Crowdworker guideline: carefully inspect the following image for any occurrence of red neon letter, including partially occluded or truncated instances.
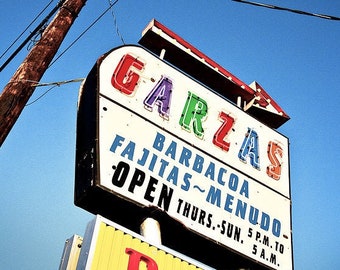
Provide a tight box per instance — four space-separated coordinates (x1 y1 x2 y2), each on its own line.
266 141 283 180
125 248 158 270
213 111 235 151
111 54 145 95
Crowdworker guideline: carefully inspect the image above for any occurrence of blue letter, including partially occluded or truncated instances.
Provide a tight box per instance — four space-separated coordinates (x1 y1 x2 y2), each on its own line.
206 186 221 207
110 134 125 153
238 128 260 169
153 132 165 151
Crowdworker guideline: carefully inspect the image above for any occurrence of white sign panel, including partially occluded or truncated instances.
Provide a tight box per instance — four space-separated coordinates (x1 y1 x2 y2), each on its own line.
98 97 292 269
96 46 292 269
99 46 290 198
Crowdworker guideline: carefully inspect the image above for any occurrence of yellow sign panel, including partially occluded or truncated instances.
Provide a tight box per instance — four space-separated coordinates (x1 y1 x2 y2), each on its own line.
77 215 214 270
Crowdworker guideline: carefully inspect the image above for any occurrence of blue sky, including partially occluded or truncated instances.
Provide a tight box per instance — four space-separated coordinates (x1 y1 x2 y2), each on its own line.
1 0 339 269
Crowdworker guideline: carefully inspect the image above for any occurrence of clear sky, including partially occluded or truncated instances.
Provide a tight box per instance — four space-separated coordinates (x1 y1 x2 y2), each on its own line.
1 0 339 269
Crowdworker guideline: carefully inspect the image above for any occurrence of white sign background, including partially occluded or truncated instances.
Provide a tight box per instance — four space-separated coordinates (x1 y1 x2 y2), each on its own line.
98 96 292 270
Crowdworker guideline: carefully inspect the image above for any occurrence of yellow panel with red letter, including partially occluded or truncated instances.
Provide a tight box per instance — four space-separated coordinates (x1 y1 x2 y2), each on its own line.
76 215 215 270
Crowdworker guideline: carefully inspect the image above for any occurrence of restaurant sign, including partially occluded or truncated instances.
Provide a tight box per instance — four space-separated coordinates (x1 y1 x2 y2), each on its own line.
75 45 292 270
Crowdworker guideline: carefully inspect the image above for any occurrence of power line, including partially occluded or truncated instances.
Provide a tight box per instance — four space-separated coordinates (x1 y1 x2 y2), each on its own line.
0 0 88 147
2 0 120 108
108 0 125 45
4 78 85 107
0 0 67 73
1 0 122 71
49 0 120 68
19 77 85 87
232 0 340 21
24 78 85 106
0 0 55 61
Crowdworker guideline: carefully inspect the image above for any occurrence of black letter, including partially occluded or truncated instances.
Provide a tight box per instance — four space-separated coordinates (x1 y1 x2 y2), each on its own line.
158 184 173 211
144 176 158 202
221 220 226 234
112 161 130 187
177 199 183 213
128 168 145 193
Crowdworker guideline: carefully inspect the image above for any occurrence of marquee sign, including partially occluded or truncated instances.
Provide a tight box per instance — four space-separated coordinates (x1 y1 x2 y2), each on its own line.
75 45 293 270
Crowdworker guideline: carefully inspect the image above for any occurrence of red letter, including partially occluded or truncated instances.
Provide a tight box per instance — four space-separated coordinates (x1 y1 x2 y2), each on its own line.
111 54 145 95
266 141 283 180
213 111 235 151
125 248 158 270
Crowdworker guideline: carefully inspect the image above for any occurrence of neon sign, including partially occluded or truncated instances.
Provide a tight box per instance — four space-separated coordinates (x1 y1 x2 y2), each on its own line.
76 45 292 270
104 49 290 195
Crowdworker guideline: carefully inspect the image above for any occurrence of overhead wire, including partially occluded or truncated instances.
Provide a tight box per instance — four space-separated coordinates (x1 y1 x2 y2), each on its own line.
29 0 122 106
108 0 125 45
49 0 121 68
27 23 49 51
0 0 54 61
25 85 59 106
23 78 85 106
0 0 67 73
3 0 122 106
23 78 85 87
1 0 123 72
232 0 340 21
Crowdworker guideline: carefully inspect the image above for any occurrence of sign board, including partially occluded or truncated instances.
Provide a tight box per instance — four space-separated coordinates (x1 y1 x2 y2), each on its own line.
77 215 215 270
75 45 293 270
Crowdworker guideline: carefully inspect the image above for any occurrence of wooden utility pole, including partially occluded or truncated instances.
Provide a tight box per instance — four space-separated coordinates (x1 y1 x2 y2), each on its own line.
0 0 87 147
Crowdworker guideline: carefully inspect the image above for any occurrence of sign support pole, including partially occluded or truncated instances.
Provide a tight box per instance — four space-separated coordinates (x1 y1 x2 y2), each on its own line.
0 0 87 147
140 218 162 245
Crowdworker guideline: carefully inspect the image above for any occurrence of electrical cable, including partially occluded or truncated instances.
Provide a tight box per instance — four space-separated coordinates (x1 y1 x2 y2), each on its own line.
49 0 120 68
0 0 54 61
23 78 85 87
24 78 85 106
26 23 48 51
25 85 59 106
108 0 125 45
4 1 120 107
0 0 67 73
232 0 340 21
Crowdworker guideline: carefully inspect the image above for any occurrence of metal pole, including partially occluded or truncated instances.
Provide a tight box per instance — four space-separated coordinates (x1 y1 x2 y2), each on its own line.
140 218 162 245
